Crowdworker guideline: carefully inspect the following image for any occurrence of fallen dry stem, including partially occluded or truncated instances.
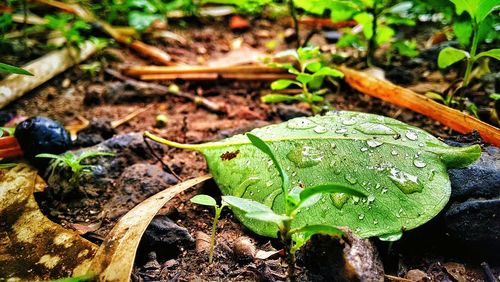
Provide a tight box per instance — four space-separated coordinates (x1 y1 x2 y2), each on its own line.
105 69 223 113
140 73 295 81
339 66 500 146
126 65 287 76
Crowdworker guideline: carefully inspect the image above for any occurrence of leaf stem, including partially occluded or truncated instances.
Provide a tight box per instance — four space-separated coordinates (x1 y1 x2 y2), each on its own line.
209 207 221 264
144 131 202 151
463 22 479 88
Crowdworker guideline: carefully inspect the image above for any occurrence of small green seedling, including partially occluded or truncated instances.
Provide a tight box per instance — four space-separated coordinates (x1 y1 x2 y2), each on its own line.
263 47 343 114
36 151 114 185
222 133 366 281
190 194 227 264
438 0 499 88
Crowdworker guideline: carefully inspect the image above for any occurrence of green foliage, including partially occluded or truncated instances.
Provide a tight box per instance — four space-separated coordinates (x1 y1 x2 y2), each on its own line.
438 0 499 87
190 194 226 263
145 111 481 242
45 13 91 47
263 47 343 114
0 62 33 75
295 0 418 64
36 151 114 185
201 0 272 14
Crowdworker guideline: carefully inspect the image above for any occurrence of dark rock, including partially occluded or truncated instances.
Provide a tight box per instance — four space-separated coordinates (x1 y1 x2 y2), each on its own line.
302 230 384 281
276 105 309 121
448 146 499 199
74 118 117 147
139 215 195 262
386 67 415 85
0 110 15 126
323 31 342 43
445 199 500 243
420 41 460 69
103 163 178 222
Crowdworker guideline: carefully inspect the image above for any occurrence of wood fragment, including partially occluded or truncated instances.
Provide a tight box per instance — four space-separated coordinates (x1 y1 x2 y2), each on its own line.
105 69 223 113
110 105 153 128
126 65 286 76
140 73 295 81
339 66 500 146
0 41 98 109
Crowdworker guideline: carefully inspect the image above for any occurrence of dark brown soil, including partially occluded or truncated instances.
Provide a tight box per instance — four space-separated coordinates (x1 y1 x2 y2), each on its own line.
4 16 498 281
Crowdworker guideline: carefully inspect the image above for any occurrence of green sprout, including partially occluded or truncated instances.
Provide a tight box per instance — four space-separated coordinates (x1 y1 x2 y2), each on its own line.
36 151 115 185
437 0 499 89
190 194 227 264
222 133 366 281
263 47 343 115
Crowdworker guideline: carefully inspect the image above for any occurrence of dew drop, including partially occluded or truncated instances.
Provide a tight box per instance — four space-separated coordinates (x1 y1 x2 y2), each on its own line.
355 122 396 135
367 194 375 204
381 188 388 194
413 159 427 168
287 145 323 168
331 193 349 210
373 220 378 225
345 174 358 185
266 180 273 187
342 117 358 126
287 118 316 129
313 125 328 134
405 130 418 141
360 147 368 152
335 128 348 134
388 168 423 194
358 213 365 220
367 139 383 148
391 150 398 156
330 143 337 149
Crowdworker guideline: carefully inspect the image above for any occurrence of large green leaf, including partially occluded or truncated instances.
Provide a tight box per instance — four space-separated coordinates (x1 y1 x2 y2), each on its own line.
449 0 499 23
147 111 481 239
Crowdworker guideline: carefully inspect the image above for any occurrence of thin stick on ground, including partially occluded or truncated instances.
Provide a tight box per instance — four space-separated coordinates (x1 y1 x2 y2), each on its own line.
105 69 224 113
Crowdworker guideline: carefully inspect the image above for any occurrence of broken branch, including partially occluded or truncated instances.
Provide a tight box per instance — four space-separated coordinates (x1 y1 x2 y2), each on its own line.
0 40 98 109
339 66 500 146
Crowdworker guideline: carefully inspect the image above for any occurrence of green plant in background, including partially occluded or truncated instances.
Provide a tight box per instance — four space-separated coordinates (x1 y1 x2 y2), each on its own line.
201 0 272 14
80 61 102 78
45 13 91 48
437 0 499 88
263 47 343 114
0 62 33 75
190 194 227 264
222 133 366 280
36 151 114 185
295 0 418 66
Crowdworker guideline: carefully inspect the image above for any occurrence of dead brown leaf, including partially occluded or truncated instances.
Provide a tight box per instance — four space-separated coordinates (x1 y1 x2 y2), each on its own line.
0 164 97 280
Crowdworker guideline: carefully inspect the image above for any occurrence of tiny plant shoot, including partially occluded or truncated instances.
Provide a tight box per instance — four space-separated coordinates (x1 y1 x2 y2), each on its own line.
438 0 499 88
190 194 227 264
264 47 343 114
36 151 115 185
222 133 366 281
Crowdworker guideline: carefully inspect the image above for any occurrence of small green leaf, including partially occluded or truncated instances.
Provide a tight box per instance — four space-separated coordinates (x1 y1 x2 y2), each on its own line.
190 194 217 207
489 93 500 101
291 224 343 237
274 49 299 60
296 73 314 85
313 67 344 78
222 195 274 213
0 163 17 169
354 12 374 40
271 79 300 90
376 25 395 45
305 61 322 72
245 211 290 226
128 11 163 31
261 94 302 103
474 49 500 61
35 153 64 160
438 47 470 68
0 63 33 76
425 92 446 103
